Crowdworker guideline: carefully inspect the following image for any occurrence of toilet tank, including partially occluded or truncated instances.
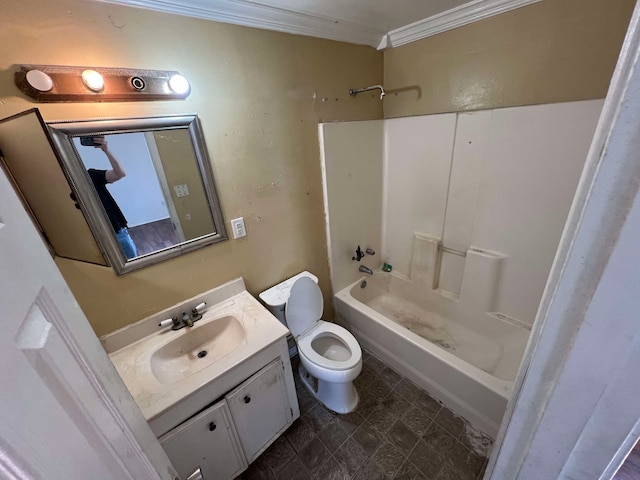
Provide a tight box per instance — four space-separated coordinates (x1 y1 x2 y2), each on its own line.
258 271 318 326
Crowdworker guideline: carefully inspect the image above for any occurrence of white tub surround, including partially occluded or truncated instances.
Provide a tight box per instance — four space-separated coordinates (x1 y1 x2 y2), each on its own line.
320 100 603 325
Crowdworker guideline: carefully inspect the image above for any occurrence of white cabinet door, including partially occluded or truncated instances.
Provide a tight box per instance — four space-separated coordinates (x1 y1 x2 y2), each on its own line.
160 400 246 480
227 359 293 462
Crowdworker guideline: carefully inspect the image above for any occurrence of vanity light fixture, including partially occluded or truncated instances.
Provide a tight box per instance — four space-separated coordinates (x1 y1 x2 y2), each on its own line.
15 64 191 102
81 69 104 92
168 74 190 95
25 69 53 92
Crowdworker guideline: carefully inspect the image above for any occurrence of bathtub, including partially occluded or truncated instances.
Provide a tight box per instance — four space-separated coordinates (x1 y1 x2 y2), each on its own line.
334 272 530 437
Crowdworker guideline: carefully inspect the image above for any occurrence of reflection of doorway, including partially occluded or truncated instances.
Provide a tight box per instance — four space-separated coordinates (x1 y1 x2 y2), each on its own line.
144 131 186 244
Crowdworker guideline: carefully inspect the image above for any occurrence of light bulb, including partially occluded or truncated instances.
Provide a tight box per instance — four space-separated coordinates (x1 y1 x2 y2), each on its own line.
168 74 190 95
82 69 104 92
25 69 54 92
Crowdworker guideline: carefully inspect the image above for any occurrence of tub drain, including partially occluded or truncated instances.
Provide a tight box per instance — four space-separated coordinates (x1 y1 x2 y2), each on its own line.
197 350 208 358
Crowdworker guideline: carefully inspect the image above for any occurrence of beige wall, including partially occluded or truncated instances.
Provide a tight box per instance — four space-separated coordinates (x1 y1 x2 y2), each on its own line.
0 0 383 336
384 0 635 118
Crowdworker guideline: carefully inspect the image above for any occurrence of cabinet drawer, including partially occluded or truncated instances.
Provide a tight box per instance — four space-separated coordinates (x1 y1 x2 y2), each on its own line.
227 359 293 462
160 400 246 480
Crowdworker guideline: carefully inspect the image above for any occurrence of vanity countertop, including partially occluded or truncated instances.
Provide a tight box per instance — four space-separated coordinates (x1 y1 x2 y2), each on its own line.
102 278 289 423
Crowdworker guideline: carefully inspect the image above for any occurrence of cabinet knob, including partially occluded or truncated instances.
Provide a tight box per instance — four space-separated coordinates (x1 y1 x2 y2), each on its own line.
208 422 216 431
244 396 251 404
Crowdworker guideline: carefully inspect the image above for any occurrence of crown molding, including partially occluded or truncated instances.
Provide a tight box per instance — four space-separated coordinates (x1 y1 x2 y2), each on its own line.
94 0 385 47
384 0 543 49
94 0 542 50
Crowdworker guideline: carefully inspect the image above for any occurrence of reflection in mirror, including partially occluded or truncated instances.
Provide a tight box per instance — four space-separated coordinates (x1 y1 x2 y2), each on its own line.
48 115 226 275
73 131 215 258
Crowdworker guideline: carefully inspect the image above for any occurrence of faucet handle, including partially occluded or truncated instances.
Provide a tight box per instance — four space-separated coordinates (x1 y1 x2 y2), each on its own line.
190 302 207 323
159 318 174 328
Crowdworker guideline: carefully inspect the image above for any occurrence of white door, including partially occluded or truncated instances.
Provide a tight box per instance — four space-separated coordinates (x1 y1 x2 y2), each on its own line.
0 164 177 479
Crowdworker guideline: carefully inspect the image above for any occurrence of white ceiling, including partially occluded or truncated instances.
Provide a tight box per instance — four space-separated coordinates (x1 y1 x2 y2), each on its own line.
94 0 541 49
246 0 471 32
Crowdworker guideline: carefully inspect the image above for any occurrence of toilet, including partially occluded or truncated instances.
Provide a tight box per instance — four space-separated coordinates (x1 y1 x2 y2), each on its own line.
259 272 362 413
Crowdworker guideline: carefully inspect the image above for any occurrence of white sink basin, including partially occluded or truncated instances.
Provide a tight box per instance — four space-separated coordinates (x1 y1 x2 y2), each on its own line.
102 278 290 424
150 315 245 384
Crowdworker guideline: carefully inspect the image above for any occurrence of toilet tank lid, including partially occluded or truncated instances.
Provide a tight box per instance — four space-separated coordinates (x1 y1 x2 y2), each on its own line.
258 271 318 307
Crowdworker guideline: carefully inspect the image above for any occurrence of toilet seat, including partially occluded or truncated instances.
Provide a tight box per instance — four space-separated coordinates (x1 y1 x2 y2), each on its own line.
298 321 361 371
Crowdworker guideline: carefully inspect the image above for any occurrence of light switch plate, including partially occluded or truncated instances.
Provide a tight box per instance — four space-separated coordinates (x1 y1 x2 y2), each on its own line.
174 184 189 198
231 217 246 239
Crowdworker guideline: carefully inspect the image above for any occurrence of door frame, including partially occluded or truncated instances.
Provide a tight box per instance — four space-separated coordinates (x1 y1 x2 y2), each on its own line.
144 131 186 243
487 2 640 479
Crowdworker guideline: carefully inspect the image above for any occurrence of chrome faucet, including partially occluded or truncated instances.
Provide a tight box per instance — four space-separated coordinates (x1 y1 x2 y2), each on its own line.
359 265 373 275
182 311 195 328
159 302 207 330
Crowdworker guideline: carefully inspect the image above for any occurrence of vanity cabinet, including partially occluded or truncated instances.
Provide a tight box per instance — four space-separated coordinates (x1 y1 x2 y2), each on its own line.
159 359 295 480
160 400 246 480
103 280 300 480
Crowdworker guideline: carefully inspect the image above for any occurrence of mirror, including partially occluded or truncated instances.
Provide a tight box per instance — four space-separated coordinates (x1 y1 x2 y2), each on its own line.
48 115 226 274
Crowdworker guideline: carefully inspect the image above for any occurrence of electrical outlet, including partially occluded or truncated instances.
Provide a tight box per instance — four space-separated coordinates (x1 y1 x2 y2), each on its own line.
174 184 189 198
231 217 247 239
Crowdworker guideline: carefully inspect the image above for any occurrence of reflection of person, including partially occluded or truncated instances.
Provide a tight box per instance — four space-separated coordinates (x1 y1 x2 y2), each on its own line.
86 136 138 259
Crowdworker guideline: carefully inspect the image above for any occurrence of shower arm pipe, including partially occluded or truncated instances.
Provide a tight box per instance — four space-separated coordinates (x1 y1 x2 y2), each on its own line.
349 84 386 99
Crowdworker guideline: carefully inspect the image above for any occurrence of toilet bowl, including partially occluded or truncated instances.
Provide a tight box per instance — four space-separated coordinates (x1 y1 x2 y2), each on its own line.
286 276 362 413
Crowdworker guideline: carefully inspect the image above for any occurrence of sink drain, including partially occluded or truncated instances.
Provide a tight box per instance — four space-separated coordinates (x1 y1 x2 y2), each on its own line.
197 350 208 358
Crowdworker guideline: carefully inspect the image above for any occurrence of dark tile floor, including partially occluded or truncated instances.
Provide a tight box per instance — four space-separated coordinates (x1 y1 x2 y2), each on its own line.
238 350 493 480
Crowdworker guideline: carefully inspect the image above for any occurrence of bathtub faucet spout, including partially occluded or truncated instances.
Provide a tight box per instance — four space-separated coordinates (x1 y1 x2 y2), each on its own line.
359 265 373 275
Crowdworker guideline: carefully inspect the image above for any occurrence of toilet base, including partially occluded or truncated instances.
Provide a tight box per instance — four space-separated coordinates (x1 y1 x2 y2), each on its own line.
298 363 359 414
